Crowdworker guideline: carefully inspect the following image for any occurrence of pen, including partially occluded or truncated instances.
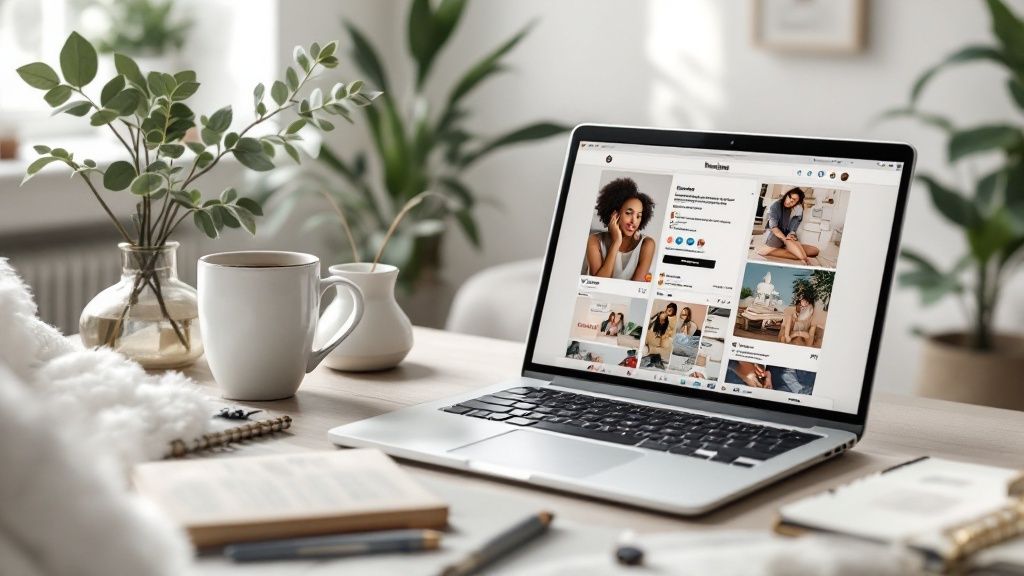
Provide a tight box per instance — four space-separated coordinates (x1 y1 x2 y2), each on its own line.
439 511 554 576
224 529 442 562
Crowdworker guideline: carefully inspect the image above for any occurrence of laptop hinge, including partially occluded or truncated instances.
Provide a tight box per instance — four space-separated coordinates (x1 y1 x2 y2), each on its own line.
540 374 864 438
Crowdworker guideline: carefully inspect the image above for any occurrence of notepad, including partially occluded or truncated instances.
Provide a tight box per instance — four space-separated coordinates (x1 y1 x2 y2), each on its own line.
133 449 448 547
776 457 1024 572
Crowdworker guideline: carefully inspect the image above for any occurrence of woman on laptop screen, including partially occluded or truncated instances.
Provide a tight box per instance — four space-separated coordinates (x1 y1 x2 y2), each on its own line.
756 187 820 265
585 177 656 281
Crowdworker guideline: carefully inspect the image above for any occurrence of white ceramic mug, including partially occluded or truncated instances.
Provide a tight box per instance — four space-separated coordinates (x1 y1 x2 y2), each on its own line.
198 251 363 400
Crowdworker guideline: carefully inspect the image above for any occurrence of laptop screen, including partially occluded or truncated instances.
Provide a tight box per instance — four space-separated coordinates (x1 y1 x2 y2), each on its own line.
527 131 909 418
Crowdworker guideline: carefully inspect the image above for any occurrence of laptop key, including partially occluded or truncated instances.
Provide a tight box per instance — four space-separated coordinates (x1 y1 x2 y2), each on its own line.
463 400 512 413
489 413 512 421
505 417 537 426
710 450 740 464
637 439 672 452
533 421 642 446
480 395 516 407
466 410 492 418
443 405 471 415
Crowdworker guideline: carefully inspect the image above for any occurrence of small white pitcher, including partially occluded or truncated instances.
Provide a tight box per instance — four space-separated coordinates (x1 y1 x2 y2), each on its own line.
316 263 413 371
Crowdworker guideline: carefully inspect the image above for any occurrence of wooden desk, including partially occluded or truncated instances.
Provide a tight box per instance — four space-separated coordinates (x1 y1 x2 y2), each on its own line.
184 326 1024 534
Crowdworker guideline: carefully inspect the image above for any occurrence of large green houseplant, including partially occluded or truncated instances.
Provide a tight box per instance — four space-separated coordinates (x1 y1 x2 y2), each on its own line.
17 31 376 368
262 0 569 290
883 0 1024 408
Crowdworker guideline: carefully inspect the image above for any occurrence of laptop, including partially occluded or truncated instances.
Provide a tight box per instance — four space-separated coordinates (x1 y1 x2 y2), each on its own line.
329 124 915 514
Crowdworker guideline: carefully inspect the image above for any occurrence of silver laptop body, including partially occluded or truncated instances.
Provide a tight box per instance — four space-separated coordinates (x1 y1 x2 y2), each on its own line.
329 124 915 514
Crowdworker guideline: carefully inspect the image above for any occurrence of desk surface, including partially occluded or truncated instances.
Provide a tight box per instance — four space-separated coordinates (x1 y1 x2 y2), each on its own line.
184 326 1024 534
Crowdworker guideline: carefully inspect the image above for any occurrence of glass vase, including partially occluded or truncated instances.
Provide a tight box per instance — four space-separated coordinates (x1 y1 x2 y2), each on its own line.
80 242 202 369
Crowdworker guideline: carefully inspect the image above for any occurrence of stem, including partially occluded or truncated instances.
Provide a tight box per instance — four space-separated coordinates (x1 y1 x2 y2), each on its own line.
371 191 447 271
319 190 360 262
79 172 133 243
974 260 991 350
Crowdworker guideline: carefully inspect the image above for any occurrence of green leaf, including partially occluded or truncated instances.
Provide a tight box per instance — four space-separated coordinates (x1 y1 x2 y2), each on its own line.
16 62 60 90
220 188 238 203
22 156 61 184
344 21 389 92
253 83 265 108
910 45 1006 105
103 161 137 191
114 53 146 92
213 205 240 229
100 75 125 106
51 100 91 117
232 138 274 171
874 107 954 133
159 144 185 159
460 122 568 167
949 125 1024 162
174 71 196 83
50 148 70 160
261 140 275 157
271 80 288 106
89 108 120 126
147 71 169 97
107 90 142 116
448 23 531 107
987 0 1024 68
294 46 311 72
286 119 306 134
235 197 264 216
408 0 467 89
171 81 200 101
33 145 51 154
917 174 979 229
976 168 1005 211
232 205 257 235
455 209 480 248
320 41 337 59
44 85 73 107
186 141 205 154
319 56 339 68
130 172 164 196
194 210 218 238
59 32 98 88
283 142 301 164
207 105 233 132
200 128 219 146
1004 162 1024 226
968 208 1017 262
285 66 299 91
225 132 239 149
196 151 214 168
1009 78 1024 110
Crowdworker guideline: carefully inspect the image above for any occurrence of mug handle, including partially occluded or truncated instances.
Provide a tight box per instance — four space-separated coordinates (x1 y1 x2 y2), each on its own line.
307 276 364 372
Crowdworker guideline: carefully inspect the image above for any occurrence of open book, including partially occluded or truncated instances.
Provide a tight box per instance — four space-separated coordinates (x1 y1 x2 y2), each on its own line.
776 457 1024 573
134 449 448 547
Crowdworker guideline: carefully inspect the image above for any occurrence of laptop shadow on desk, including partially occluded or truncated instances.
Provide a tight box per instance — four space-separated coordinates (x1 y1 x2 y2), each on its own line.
395 450 887 527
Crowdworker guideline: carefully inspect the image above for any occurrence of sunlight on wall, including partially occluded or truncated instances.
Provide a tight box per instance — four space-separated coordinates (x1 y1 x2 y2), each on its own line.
647 0 723 130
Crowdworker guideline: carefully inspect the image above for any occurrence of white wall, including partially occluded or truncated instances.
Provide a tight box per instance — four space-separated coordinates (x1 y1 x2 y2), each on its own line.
424 0 1024 393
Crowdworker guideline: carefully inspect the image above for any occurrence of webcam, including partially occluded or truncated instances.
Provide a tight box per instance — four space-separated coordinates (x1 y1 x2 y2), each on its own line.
729 139 735 146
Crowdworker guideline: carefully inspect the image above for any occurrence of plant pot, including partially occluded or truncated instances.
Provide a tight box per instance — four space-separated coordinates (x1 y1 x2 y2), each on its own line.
316 263 413 372
916 332 1024 410
80 242 202 369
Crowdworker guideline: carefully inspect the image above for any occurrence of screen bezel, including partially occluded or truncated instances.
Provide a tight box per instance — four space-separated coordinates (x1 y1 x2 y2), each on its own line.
521 124 915 427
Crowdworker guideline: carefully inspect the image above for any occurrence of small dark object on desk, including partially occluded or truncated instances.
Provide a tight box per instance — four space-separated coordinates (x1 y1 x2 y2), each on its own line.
615 530 644 566
216 407 263 420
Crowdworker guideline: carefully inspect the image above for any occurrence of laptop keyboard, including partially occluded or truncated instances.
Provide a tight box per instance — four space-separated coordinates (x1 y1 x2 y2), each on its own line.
441 387 822 467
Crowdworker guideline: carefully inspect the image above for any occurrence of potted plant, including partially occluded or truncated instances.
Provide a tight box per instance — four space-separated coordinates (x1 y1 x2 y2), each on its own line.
88 0 193 58
258 0 568 320
882 0 1024 409
17 31 377 368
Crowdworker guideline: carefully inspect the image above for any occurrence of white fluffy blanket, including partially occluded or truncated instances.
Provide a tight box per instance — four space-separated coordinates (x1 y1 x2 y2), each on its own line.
0 258 211 576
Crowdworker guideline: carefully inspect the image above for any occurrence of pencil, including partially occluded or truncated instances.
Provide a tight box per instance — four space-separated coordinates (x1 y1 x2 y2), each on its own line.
439 511 554 576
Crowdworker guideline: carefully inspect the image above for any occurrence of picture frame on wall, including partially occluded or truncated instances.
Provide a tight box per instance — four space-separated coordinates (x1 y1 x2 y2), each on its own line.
753 0 868 54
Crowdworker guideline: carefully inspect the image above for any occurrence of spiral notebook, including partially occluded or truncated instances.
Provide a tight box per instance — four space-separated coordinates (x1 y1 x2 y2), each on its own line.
776 457 1024 573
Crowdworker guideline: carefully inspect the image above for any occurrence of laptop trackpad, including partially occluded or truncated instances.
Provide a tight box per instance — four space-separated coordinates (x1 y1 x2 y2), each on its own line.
449 430 643 478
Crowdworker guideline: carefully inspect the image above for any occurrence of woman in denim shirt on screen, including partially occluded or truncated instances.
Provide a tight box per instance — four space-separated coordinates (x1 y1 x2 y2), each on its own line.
755 187 820 265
